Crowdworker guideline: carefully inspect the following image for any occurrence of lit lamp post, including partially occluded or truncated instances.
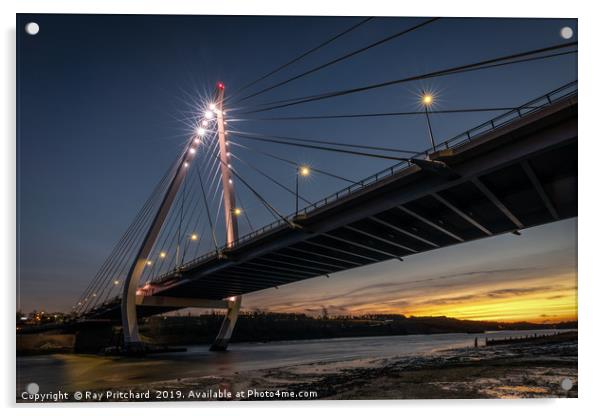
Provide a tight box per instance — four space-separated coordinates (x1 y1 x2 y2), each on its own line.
296 165 310 215
421 92 436 152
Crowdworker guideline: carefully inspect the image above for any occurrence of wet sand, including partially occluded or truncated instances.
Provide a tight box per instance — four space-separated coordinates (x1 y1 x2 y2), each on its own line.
47 337 575 401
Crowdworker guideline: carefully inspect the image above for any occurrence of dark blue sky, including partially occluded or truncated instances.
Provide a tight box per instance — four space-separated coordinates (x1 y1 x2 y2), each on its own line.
17 14 577 312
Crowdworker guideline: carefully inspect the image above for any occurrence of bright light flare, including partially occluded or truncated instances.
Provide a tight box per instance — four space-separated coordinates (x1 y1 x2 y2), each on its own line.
233 207 242 216
190 233 198 241
196 127 206 136
204 110 214 120
209 103 216 111
299 165 311 177
421 94 434 106
201 120 209 127
159 251 167 259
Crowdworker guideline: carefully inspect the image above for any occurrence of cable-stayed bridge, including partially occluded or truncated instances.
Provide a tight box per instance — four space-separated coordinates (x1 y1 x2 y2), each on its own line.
65 17 577 353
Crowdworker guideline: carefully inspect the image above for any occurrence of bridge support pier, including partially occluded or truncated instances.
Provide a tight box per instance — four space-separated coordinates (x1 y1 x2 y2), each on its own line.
210 295 241 351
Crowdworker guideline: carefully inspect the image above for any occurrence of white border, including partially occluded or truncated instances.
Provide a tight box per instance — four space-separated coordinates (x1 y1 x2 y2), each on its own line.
2 1 601 414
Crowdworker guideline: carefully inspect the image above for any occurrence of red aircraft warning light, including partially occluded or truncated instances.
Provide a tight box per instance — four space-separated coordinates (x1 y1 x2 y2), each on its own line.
217 82 225 89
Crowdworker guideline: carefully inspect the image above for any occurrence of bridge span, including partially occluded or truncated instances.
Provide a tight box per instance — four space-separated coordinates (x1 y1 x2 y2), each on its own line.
88 89 577 326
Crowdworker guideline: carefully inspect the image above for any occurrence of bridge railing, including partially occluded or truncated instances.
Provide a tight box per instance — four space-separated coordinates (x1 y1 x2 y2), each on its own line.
156 81 578 282
429 80 577 153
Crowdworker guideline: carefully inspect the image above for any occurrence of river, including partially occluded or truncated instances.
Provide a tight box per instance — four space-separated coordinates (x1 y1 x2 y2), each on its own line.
17 329 568 395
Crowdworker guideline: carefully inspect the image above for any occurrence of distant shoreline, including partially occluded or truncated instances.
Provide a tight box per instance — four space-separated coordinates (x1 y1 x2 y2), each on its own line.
17 327 576 357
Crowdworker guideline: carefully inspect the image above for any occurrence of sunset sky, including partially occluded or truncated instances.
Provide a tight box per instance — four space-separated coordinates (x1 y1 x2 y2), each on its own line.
243 218 577 323
17 15 577 323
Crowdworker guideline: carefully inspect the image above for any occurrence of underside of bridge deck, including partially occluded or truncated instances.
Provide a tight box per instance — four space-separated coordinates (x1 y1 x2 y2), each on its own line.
144 96 577 302
88 95 577 321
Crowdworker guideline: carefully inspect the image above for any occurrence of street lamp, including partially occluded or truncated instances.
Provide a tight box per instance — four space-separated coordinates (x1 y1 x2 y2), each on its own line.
421 92 436 152
296 165 310 215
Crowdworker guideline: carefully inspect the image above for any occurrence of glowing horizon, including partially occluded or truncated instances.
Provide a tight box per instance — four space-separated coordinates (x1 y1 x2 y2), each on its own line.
243 219 578 325
243 275 577 324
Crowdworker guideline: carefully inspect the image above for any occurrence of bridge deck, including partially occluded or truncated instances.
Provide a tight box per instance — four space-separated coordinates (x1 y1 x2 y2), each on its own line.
89 92 577 319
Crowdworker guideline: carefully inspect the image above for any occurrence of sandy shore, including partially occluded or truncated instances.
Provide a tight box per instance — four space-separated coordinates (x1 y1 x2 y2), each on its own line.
67 337 576 401
17 333 578 401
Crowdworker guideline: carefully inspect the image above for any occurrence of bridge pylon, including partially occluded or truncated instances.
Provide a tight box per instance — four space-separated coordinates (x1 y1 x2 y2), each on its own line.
119 82 241 353
120 138 194 352
210 82 242 351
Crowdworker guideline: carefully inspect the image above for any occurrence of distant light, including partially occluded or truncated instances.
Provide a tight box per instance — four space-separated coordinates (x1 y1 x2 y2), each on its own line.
233 207 242 216
205 110 214 120
217 82 225 89
92 293 96 297
422 94 433 106
201 120 209 127
228 178 233 184
299 165 311 177
183 162 189 168
146 260 153 266
193 137 201 144
113 280 120 285
189 148 196 155
209 103 216 111
228 296 236 301
226 152 231 156
197 127 206 136
190 233 198 241
227 163 232 168
225 141 229 146
159 251 167 259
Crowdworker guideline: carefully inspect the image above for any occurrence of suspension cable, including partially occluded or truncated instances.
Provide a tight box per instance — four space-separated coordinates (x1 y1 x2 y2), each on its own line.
233 106 542 121
230 141 357 184
77 154 180 313
196 160 220 255
235 17 440 103
229 130 418 154
228 17 374 100
230 153 313 205
230 132 410 161
238 43 577 114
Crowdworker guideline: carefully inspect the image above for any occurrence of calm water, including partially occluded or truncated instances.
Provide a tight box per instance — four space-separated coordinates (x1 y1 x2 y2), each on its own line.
17 329 567 394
